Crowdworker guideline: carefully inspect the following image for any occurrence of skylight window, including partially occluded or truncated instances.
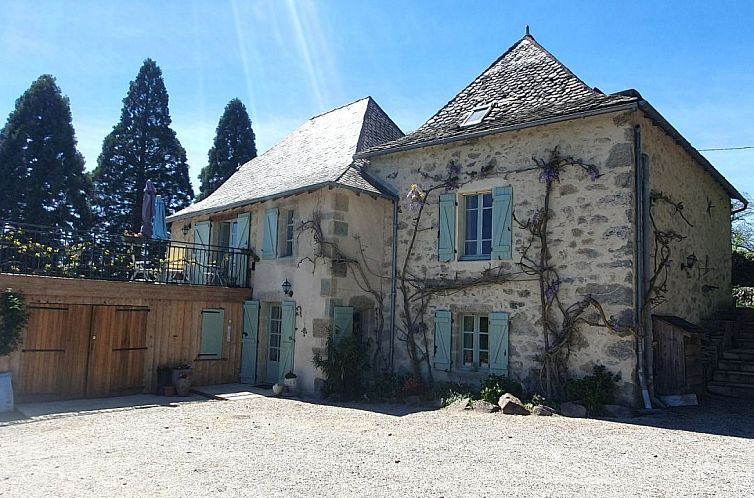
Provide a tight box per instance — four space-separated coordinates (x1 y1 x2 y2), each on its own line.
460 105 491 127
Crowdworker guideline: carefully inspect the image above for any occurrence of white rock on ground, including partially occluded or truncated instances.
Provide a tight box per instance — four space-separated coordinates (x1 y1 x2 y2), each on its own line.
1 395 753 497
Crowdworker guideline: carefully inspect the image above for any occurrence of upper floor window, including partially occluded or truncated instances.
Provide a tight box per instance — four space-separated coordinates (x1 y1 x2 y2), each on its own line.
283 210 295 257
438 186 512 263
463 192 493 259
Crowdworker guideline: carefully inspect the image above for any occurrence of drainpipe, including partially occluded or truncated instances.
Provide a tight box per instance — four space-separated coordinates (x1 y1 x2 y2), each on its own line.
389 198 398 372
634 124 653 410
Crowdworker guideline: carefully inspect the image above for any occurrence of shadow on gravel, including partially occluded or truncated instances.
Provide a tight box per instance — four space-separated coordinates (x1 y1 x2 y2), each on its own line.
3 393 211 426
611 396 754 440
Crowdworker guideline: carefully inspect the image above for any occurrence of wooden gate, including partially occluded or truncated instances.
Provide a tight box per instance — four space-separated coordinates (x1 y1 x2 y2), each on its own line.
17 305 148 400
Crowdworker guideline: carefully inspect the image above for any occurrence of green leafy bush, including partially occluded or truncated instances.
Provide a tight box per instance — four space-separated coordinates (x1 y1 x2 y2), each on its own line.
479 374 523 403
312 331 370 400
0 289 29 356
566 364 621 416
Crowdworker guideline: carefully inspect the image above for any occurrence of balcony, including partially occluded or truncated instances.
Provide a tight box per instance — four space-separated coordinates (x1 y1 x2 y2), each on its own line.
0 221 253 288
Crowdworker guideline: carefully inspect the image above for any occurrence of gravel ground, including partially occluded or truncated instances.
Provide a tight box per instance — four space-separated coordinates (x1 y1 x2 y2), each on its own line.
1 394 753 497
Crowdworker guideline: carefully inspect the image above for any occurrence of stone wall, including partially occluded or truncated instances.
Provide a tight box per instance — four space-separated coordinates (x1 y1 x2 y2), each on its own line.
366 112 640 402
639 114 734 323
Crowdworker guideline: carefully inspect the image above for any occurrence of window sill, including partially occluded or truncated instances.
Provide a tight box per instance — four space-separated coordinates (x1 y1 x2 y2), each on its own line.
195 357 228 362
459 255 491 262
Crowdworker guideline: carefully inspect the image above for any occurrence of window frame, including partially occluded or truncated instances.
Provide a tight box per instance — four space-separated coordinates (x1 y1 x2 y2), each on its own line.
460 105 491 127
460 314 490 371
268 304 283 363
460 191 493 261
282 209 295 257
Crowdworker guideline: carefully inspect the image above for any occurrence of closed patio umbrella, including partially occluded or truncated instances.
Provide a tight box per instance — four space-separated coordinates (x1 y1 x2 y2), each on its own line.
152 195 169 240
140 180 156 238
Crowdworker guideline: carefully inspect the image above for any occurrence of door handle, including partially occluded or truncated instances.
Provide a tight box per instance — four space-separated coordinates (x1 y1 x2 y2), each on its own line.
242 332 248 337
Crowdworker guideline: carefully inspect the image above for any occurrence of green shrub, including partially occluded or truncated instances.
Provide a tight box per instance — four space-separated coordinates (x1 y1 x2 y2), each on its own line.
479 374 523 403
0 289 29 356
312 331 370 400
566 364 621 416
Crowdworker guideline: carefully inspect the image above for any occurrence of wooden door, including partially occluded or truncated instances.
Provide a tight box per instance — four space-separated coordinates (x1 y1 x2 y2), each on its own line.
17 305 91 400
86 306 149 397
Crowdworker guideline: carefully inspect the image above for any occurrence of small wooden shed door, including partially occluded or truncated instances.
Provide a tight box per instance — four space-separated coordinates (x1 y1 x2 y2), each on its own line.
18 304 91 399
86 307 149 397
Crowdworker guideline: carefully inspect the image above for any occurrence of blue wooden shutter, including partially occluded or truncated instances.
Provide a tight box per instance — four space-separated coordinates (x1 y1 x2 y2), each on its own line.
438 193 456 262
433 310 452 371
489 311 510 375
241 300 259 383
279 301 296 378
233 213 250 286
333 306 354 342
262 208 278 260
199 309 224 358
491 186 512 260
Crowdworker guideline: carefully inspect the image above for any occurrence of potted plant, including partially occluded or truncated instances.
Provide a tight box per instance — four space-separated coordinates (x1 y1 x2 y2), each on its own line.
283 371 298 394
172 363 193 397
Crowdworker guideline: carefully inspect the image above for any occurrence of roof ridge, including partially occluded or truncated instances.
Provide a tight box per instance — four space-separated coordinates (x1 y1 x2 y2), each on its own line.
309 96 370 121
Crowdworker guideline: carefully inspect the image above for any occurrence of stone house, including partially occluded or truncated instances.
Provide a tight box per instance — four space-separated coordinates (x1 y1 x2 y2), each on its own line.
170 34 743 405
168 97 403 394
356 33 744 405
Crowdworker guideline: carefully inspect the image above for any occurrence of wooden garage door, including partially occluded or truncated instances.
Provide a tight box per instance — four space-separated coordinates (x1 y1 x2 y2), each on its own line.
17 305 148 400
18 305 91 400
86 307 149 397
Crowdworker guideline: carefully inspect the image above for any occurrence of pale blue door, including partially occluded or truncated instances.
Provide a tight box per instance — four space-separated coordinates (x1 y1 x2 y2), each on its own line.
241 300 259 384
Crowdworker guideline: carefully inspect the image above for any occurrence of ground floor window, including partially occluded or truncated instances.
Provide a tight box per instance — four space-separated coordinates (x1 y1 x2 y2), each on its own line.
462 314 489 370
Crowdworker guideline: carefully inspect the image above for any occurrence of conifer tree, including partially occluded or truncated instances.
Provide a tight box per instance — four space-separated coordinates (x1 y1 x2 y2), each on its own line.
92 59 193 234
197 98 257 201
0 75 91 230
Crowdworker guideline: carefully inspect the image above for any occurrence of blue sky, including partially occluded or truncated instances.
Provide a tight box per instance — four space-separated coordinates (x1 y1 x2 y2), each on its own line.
1 1 753 198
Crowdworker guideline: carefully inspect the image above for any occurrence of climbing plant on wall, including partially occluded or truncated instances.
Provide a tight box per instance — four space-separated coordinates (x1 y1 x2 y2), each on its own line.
297 148 689 399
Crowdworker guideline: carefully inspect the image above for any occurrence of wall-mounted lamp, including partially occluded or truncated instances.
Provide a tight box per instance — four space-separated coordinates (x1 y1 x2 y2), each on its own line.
681 253 698 271
282 278 294 297
301 327 308 337
181 223 192 237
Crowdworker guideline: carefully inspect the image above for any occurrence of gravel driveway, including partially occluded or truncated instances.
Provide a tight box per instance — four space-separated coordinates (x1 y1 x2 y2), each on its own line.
1 392 752 497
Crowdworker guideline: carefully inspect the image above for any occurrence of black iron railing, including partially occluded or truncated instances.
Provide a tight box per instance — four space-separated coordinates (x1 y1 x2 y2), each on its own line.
0 221 252 288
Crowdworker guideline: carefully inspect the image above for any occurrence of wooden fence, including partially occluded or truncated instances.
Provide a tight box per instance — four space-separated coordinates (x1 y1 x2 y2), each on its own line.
0 274 251 401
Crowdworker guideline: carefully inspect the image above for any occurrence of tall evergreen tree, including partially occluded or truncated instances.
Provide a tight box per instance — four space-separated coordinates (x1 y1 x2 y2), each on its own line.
92 59 193 234
197 98 257 201
0 75 91 230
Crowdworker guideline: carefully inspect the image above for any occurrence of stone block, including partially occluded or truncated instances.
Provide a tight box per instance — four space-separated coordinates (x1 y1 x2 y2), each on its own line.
498 393 529 415
560 402 587 418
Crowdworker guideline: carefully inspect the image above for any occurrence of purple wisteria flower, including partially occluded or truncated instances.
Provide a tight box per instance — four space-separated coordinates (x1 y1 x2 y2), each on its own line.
545 278 560 302
406 184 426 211
586 165 602 181
539 166 560 184
444 162 461 191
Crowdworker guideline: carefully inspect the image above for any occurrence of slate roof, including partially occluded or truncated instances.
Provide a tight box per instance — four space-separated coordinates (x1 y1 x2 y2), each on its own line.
169 97 403 220
356 34 745 204
359 34 637 157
